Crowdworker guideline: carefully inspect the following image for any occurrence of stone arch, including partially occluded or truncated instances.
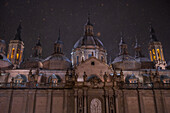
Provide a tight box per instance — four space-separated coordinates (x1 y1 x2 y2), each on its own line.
90 98 102 113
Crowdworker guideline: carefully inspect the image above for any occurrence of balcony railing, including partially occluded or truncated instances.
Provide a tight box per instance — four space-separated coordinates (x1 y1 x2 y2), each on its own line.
0 82 65 89
0 82 170 89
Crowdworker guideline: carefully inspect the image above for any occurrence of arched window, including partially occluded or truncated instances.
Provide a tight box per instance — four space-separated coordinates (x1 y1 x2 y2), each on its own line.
0 47 2 52
16 49 20 60
57 47 59 53
77 56 79 65
0 55 3 59
19 51 22 61
11 48 15 59
90 98 102 113
150 51 153 61
101 56 103 61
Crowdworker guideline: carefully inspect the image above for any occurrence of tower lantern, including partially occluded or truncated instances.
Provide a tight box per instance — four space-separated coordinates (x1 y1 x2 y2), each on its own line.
32 37 42 58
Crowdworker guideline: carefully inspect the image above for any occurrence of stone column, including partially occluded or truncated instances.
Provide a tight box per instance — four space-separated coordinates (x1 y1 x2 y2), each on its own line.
105 89 109 113
154 90 164 113
8 89 13 113
64 90 68 113
83 88 88 113
26 90 36 113
74 89 78 113
46 90 52 113
23 90 29 113
115 90 124 113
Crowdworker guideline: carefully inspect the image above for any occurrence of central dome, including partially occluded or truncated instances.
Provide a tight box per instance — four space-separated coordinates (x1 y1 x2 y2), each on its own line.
71 16 107 66
73 36 105 49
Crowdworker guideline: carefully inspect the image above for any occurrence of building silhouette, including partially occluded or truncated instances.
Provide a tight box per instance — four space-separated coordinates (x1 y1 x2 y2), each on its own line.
0 16 170 113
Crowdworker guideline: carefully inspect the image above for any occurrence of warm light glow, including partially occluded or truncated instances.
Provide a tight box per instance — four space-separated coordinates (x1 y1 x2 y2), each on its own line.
152 49 155 54
16 53 19 59
161 49 165 61
150 51 153 61
157 49 161 60
11 48 15 59
16 49 20 60
152 49 156 60
19 51 22 61
7 54 9 59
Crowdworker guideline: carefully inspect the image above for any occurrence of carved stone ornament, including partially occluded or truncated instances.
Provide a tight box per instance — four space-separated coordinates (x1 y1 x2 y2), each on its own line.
90 98 102 113
89 76 102 86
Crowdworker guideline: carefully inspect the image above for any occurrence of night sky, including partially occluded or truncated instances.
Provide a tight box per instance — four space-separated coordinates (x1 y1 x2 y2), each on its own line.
0 0 170 62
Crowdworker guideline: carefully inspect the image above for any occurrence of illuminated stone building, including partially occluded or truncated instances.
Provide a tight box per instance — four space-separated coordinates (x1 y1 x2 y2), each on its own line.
0 17 170 113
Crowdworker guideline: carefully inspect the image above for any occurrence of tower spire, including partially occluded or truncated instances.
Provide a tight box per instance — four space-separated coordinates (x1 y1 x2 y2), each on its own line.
14 22 22 41
36 36 41 46
58 28 61 41
119 32 125 45
149 23 158 42
87 12 92 25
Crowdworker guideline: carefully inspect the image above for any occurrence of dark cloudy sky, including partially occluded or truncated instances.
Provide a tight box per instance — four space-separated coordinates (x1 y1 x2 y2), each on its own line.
0 0 170 62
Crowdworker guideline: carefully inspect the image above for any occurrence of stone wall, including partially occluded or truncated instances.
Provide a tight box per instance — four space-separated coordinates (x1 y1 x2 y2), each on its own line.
0 88 169 113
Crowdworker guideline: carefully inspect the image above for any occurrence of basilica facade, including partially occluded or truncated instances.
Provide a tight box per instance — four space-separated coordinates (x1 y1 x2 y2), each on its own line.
0 17 170 113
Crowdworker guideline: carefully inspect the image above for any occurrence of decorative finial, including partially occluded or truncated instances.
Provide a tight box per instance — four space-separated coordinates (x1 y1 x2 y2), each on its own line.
109 56 112 64
119 32 125 45
87 12 90 22
86 12 93 26
36 36 41 46
135 36 138 48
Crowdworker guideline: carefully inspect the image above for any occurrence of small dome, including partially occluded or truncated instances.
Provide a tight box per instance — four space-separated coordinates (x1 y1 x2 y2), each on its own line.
0 53 13 69
112 55 135 63
135 57 150 62
112 55 141 70
20 57 43 69
73 36 105 49
43 53 71 70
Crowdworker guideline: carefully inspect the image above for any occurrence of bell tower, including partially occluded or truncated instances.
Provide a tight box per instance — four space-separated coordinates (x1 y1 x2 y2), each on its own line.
148 24 167 70
7 23 24 68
